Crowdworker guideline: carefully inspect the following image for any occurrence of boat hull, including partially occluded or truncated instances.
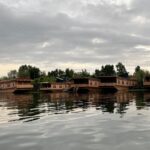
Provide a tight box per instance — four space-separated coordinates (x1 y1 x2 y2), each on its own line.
0 88 32 93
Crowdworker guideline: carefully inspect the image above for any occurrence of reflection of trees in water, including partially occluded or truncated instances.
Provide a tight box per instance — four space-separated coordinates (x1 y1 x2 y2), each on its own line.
135 92 150 109
0 91 138 122
115 92 131 117
116 102 129 118
16 93 41 121
45 92 133 115
135 92 145 109
0 93 44 122
101 99 115 113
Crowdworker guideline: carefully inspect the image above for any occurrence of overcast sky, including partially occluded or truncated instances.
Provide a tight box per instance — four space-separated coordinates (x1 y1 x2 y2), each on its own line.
0 0 150 76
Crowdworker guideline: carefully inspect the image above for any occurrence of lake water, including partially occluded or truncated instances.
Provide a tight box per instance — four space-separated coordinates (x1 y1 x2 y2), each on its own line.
0 91 150 150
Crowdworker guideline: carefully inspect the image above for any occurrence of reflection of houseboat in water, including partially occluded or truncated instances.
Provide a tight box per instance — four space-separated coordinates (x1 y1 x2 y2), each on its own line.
47 92 135 104
0 79 33 93
0 91 147 122
42 92 137 115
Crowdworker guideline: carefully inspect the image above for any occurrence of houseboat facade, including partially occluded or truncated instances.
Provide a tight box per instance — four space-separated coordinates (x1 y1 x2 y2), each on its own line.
40 77 137 93
0 79 33 93
116 77 137 90
71 78 100 92
40 82 72 92
40 78 100 93
98 76 137 91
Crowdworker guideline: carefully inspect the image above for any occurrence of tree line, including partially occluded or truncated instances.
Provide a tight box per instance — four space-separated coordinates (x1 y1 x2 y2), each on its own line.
1 62 150 88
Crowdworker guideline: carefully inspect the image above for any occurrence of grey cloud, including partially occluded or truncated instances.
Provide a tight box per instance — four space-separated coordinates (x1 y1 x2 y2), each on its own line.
0 0 150 74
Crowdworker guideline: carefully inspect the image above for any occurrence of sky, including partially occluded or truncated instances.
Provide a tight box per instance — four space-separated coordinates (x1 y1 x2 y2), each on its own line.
0 0 150 76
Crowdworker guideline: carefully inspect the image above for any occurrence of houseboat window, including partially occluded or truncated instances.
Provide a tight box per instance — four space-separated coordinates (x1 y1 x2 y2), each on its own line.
53 85 56 88
59 85 62 88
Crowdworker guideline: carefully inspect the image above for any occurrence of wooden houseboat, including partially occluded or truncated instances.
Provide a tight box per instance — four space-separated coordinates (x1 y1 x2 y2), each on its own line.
116 77 137 90
98 76 137 91
40 76 137 93
0 78 33 93
40 82 72 92
71 78 100 92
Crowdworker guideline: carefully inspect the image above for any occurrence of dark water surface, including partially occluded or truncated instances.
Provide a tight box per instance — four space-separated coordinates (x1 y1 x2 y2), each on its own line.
0 91 150 150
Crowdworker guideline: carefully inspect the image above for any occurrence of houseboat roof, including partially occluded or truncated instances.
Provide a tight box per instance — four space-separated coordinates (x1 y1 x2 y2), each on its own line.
72 77 100 81
0 78 32 83
40 81 72 84
97 76 137 81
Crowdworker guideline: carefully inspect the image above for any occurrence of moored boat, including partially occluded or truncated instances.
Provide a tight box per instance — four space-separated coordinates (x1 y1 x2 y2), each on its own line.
0 78 33 93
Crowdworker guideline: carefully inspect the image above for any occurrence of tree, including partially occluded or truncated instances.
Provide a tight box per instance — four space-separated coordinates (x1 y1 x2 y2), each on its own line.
65 68 74 79
116 62 128 77
100 65 116 76
7 70 17 79
74 69 90 78
144 70 150 77
94 69 101 77
135 66 141 73
134 66 150 88
28 66 40 79
48 69 65 78
135 69 145 87
94 65 116 77
18 65 30 78
18 65 40 79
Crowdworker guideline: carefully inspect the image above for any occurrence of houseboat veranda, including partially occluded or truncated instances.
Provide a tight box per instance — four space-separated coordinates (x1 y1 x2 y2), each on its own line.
0 78 33 93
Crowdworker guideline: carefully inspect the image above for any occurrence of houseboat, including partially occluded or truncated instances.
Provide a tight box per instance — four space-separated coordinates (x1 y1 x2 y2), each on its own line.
116 77 137 90
98 76 137 91
40 76 137 93
0 78 33 93
71 78 100 92
40 82 72 92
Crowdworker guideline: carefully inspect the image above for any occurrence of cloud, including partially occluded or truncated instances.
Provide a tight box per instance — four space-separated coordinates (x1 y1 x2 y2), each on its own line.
0 0 150 75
